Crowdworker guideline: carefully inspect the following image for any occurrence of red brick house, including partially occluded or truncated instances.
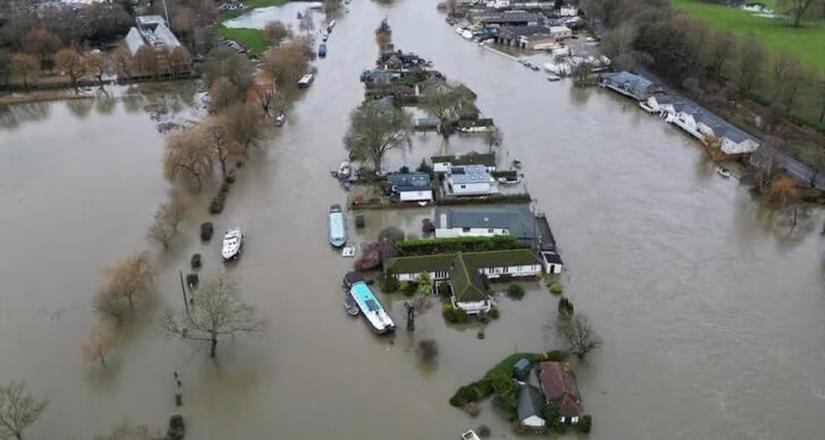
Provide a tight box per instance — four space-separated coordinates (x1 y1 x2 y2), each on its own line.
539 361 582 424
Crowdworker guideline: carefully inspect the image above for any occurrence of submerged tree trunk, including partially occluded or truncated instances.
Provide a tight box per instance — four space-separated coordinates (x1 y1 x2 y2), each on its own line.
210 336 218 358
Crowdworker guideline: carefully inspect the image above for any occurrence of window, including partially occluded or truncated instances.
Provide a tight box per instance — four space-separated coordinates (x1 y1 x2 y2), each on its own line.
462 227 471 233
487 228 494 233
460 185 466 189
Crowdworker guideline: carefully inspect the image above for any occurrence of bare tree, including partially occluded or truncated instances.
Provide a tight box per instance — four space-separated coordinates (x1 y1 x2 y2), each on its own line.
264 39 312 92
484 126 502 153
147 202 183 249
704 31 735 80
0 382 47 440
93 288 128 326
735 35 766 95
163 128 212 190
344 99 412 172
111 46 133 80
132 46 159 79
22 28 62 70
209 76 238 112
103 251 155 310
248 74 279 116
83 51 110 87
9 53 39 88
205 116 244 178
264 21 292 47
222 103 265 152
55 48 85 90
419 82 477 137
778 0 820 26
168 46 191 77
163 272 268 359
556 313 602 359
82 324 116 368
298 9 315 34
771 52 800 100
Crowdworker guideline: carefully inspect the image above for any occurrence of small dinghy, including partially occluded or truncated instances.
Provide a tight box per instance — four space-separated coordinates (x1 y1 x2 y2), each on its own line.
221 228 243 261
337 161 352 178
716 166 732 178
344 294 360 316
546 74 561 82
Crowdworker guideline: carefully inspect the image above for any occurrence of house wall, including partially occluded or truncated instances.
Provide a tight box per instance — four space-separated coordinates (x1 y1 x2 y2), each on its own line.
449 181 493 196
526 36 557 50
521 415 546 428
399 190 433 202
480 264 542 278
434 227 509 238
395 270 449 282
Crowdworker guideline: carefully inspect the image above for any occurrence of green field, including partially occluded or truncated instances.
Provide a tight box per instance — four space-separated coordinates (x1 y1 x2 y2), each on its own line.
218 26 268 54
671 0 825 74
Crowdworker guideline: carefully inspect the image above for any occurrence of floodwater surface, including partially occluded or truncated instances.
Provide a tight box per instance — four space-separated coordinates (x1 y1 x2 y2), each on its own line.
2 0 825 439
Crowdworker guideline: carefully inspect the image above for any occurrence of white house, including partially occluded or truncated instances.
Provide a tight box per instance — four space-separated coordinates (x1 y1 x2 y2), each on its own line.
124 15 182 56
447 165 495 196
386 172 433 202
549 26 572 40
666 102 760 157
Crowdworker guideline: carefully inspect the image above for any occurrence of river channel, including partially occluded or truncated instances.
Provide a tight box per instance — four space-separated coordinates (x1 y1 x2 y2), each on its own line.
2 0 825 438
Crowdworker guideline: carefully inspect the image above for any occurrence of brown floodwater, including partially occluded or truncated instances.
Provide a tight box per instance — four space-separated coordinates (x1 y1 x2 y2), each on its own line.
2 0 825 439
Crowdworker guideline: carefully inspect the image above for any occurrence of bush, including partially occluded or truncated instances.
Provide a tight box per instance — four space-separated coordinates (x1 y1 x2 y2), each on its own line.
186 273 199 289
403 280 419 297
449 380 494 407
544 350 563 361
190 253 202 269
442 303 468 324
209 192 226 214
506 284 525 300
577 415 592 433
476 425 490 438
382 274 400 293
488 306 500 319
219 182 230 194
167 415 185 440
558 297 574 316
225 174 236 184
549 282 563 295
200 222 214 241
417 339 439 362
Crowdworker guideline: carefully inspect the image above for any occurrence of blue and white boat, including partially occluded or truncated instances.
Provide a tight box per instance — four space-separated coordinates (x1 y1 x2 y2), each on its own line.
328 204 346 248
344 272 395 334
318 43 327 58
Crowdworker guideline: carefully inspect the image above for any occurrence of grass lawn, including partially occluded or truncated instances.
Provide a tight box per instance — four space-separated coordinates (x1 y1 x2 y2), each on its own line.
671 0 825 74
245 0 290 8
218 26 268 54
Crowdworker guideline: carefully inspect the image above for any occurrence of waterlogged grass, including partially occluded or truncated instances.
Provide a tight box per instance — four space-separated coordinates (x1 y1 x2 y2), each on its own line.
671 0 825 73
218 26 268 54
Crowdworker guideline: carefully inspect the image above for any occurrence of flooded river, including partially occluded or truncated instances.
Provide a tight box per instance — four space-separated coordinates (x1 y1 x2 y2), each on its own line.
2 0 825 438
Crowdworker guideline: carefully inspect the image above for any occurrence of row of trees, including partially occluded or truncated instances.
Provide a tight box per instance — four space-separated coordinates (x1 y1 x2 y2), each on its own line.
592 0 825 137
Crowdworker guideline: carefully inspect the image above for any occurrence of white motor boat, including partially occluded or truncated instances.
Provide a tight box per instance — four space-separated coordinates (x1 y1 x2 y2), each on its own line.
716 166 732 178
461 430 481 440
221 228 243 260
337 161 352 178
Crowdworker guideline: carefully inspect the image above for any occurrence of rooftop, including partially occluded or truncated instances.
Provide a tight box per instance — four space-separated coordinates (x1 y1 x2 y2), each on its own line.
383 249 542 275
517 384 546 423
539 361 581 418
601 71 654 96
431 152 496 167
450 253 488 303
449 165 492 185
387 172 432 191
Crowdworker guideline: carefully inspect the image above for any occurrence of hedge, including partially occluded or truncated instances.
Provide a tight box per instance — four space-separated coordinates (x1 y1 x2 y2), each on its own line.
396 235 528 256
449 352 555 409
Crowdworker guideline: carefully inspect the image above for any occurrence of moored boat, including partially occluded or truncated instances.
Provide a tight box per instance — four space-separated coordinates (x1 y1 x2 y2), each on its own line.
344 293 360 316
221 228 243 260
347 275 395 334
319 43 327 57
461 430 481 440
274 112 286 126
716 166 732 178
298 73 314 88
329 204 347 248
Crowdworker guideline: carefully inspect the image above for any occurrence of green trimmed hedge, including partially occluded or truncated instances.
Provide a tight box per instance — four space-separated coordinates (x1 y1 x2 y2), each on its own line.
449 352 556 409
396 235 528 256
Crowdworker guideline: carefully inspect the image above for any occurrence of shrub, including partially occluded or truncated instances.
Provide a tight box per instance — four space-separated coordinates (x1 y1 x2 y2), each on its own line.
476 425 490 438
167 415 185 440
506 284 525 300
558 297 574 316
190 253 202 269
200 222 214 241
449 380 494 407
544 350 563 361
225 174 236 184
186 273 199 289
382 274 400 293
542 404 565 434
487 306 500 319
417 339 439 362
464 402 481 417
403 280 419 297
219 182 230 194
577 415 592 433
549 282 563 295
442 303 469 324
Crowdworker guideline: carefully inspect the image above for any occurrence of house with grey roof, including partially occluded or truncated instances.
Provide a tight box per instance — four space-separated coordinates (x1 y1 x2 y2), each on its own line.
666 100 760 156
475 10 542 26
599 71 657 101
386 172 433 202
124 15 181 56
434 205 563 273
518 384 547 429
446 164 496 196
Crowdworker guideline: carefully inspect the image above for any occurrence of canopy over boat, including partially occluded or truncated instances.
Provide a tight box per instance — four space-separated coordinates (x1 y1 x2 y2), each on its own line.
329 205 346 248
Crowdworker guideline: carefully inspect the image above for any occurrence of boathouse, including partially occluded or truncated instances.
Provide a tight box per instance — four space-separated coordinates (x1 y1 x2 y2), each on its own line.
599 71 656 101
666 101 760 157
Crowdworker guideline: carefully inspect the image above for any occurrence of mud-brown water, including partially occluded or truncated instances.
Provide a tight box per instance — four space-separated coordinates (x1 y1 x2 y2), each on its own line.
2 0 825 438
